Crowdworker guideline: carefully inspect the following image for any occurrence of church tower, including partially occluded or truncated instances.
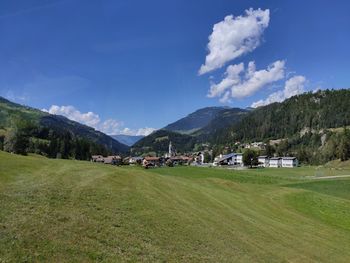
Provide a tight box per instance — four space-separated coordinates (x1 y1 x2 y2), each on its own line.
169 141 173 157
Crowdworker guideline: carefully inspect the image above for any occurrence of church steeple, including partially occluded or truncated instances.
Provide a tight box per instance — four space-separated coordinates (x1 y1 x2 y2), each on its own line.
169 141 173 156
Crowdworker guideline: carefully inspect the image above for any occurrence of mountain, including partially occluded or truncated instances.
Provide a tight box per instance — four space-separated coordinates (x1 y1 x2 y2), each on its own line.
131 129 196 156
134 107 248 155
194 107 248 140
39 115 129 153
134 89 350 165
111 134 144 146
0 97 129 157
221 89 350 142
163 107 228 134
205 89 350 164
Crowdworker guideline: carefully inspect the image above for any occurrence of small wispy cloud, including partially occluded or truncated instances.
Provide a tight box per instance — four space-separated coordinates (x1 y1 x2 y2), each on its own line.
2 90 29 103
0 0 67 19
251 75 306 108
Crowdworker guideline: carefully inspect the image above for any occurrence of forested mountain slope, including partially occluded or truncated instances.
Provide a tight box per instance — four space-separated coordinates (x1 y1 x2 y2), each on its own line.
132 129 196 156
135 89 350 164
163 107 228 134
221 89 350 142
0 97 129 158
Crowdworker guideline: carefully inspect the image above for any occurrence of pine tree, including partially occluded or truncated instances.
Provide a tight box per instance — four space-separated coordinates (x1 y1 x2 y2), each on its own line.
338 128 350 161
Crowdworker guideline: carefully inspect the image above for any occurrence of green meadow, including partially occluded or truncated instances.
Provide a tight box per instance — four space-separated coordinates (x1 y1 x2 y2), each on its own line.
0 151 350 262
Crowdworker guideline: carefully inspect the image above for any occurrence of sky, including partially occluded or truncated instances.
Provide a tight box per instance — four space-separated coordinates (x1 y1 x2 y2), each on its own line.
0 0 349 135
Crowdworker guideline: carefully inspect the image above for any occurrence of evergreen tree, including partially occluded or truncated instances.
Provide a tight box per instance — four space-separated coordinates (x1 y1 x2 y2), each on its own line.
338 128 350 161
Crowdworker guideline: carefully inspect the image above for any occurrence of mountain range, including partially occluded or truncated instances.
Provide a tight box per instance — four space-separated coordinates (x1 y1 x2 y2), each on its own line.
133 89 350 164
163 107 229 134
1 88 350 164
0 96 129 158
132 106 248 155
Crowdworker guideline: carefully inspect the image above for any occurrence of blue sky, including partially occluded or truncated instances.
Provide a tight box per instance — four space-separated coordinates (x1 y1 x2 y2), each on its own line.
0 0 349 135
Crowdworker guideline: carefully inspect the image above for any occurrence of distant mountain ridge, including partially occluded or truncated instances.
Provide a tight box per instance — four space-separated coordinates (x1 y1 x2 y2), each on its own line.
0 96 129 156
111 134 144 146
163 107 228 134
131 129 196 156
194 107 248 140
39 115 129 153
133 106 248 154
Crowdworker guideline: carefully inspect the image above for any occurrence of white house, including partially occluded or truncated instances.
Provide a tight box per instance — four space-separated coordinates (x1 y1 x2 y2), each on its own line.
213 153 243 166
91 155 104 163
269 157 282 168
258 156 269 167
104 156 122 165
193 152 205 164
282 157 299 168
129 156 143 165
235 153 243 166
213 153 235 166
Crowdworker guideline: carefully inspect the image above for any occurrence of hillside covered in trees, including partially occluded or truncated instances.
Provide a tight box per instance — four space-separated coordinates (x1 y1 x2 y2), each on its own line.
131 129 196 156
225 89 350 141
133 107 249 155
0 97 129 159
135 89 350 164
163 107 230 134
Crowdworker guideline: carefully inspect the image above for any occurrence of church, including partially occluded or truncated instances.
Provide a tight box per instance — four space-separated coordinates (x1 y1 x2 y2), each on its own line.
165 141 176 158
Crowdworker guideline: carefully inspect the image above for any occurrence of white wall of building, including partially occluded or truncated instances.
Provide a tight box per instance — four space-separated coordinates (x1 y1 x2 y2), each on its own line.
282 158 298 168
258 157 269 167
269 158 282 168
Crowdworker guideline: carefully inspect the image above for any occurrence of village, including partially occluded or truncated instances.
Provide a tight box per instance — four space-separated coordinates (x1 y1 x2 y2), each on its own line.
91 141 299 169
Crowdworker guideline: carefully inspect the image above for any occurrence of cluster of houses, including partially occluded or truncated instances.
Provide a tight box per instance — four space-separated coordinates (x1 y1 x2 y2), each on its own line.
91 155 122 165
91 142 298 169
91 154 198 167
91 142 205 168
213 153 298 168
234 141 267 150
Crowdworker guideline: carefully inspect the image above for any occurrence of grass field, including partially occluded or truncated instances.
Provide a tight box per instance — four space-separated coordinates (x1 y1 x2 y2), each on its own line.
1 151 350 262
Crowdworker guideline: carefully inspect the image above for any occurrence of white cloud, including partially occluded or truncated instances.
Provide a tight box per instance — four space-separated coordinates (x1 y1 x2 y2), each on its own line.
44 105 101 127
284 75 306 97
208 63 244 99
251 75 306 108
199 8 270 75
121 127 156 136
209 60 285 102
43 105 156 136
100 119 124 135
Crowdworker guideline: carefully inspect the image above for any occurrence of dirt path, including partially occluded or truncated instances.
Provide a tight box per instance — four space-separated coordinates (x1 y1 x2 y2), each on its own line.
312 174 350 180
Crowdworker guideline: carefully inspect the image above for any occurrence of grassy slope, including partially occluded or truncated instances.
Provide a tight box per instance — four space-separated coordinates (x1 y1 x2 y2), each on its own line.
0 151 350 262
0 97 45 128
